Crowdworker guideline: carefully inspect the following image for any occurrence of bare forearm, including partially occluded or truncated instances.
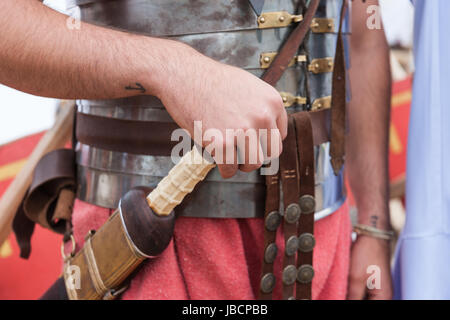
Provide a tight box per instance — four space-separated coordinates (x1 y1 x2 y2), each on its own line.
0 0 191 99
0 0 288 179
347 1 391 229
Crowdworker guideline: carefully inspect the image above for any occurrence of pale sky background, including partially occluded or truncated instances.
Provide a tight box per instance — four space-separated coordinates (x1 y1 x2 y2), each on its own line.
0 0 414 145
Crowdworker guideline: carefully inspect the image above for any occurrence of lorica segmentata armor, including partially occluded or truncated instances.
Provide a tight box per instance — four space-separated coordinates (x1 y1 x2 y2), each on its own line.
49 0 350 220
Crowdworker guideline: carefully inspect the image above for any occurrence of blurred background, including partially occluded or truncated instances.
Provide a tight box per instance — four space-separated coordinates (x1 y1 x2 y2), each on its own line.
0 0 414 299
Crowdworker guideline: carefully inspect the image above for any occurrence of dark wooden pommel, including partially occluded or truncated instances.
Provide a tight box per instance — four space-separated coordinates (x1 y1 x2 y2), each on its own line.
120 187 175 257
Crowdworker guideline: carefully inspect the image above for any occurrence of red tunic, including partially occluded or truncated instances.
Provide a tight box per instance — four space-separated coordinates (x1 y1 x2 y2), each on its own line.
70 199 351 300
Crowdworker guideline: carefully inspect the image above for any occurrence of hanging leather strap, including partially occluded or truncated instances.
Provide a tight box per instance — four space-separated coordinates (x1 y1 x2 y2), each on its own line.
280 117 301 300
76 108 331 156
330 0 348 175
293 112 316 300
12 149 76 258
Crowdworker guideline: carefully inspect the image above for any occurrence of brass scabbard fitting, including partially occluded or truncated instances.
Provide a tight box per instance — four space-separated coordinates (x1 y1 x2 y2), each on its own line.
63 187 175 300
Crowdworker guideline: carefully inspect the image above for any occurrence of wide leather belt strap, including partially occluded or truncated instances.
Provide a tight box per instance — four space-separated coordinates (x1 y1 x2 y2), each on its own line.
330 0 348 174
76 112 183 156
258 0 320 300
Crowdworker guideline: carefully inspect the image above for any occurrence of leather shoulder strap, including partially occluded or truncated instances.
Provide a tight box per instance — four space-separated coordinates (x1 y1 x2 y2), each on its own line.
292 112 316 300
262 0 320 86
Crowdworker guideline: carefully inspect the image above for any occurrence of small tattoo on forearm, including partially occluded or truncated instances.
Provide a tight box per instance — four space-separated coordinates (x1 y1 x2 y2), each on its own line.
125 82 146 94
370 215 379 228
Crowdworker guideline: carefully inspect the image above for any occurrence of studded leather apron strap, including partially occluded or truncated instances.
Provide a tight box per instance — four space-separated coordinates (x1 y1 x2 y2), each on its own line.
280 116 301 300
330 0 348 175
259 171 281 299
292 112 316 300
12 149 76 259
76 109 331 158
